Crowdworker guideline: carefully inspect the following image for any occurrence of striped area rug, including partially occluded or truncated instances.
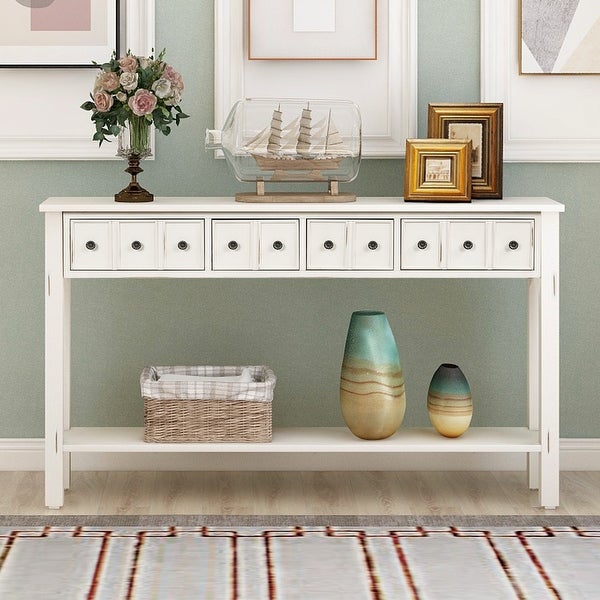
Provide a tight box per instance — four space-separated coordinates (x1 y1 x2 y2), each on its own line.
1 524 599 599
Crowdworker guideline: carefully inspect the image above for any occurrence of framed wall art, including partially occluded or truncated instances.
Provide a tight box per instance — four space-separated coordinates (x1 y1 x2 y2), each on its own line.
520 0 600 74
404 139 472 203
0 0 120 68
214 0 417 158
481 0 600 161
248 0 377 60
0 0 154 159
428 103 503 199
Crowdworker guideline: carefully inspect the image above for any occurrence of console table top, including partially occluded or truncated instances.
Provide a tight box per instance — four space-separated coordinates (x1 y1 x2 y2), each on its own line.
40 196 565 213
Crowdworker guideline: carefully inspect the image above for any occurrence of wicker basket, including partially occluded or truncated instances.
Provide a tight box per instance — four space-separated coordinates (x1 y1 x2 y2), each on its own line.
141 365 275 443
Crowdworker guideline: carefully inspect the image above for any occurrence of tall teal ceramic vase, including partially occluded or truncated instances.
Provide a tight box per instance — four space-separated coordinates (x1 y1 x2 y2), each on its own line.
427 363 472 438
340 310 406 439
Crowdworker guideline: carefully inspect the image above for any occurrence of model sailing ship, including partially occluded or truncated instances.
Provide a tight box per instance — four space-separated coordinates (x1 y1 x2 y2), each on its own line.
205 98 361 202
243 104 352 176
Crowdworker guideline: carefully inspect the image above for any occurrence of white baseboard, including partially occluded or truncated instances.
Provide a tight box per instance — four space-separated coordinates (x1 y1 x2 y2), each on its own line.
1 438 599 471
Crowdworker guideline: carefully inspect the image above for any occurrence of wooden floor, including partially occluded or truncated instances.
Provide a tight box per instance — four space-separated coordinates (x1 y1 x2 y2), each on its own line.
1 471 599 515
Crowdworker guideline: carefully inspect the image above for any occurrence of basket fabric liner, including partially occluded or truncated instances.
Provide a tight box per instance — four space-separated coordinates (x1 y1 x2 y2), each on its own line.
140 365 276 403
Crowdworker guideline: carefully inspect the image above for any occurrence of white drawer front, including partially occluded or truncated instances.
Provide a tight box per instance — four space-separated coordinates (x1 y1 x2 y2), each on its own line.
117 221 159 270
401 220 441 269
212 221 253 270
259 221 299 270
447 221 486 270
353 220 394 270
493 221 534 270
164 221 205 270
71 220 112 270
307 220 347 269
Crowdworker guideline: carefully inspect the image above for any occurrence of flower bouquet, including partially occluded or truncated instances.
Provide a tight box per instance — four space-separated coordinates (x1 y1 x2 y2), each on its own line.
81 49 189 202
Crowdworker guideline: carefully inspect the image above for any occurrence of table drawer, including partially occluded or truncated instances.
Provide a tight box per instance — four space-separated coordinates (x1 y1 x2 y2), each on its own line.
447 221 487 269
401 219 534 271
69 219 205 271
164 221 205 270
212 220 299 271
492 221 534 270
70 220 112 270
307 219 394 270
117 221 159 270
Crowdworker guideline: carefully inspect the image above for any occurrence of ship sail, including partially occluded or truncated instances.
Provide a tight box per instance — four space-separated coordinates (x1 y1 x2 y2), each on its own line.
266 106 283 154
296 105 312 156
324 111 346 155
244 103 351 167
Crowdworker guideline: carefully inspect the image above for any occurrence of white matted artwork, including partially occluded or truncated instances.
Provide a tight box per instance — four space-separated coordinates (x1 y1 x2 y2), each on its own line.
520 0 600 74
248 0 376 60
0 0 154 160
481 0 600 161
215 0 417 158
0 0 119 67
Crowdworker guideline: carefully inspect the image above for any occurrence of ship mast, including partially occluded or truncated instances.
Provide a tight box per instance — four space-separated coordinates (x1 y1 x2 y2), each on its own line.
296 103 312 156
266 105 283 154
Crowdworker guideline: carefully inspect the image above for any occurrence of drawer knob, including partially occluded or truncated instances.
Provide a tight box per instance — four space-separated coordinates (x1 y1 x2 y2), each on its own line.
463 240 474 250
368 240 379 250
417 240 428 250
509 240 519 250
228 240 239 251
272 240 284 250
323 240 335 250
131 240 143 250
85 240 97 251
177 240 189 251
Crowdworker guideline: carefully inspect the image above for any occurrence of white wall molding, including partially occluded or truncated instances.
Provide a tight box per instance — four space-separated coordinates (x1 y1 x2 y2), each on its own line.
480 0 600 162
213 0 417 158
2 438 599 472
0 0 155 161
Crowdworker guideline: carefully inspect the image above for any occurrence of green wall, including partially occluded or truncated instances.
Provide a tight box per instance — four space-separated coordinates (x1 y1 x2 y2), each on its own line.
1 0 598 438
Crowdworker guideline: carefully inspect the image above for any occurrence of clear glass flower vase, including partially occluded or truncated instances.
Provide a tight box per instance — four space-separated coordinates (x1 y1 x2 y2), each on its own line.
115 117 154 202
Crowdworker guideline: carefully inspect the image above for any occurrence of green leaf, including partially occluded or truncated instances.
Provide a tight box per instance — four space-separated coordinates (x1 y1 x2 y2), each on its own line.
80 101 95 111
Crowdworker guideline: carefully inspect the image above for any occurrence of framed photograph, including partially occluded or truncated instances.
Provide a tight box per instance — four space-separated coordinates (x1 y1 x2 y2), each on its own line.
519 0 600 74
404 139 472 203
248 0 377 60
0 0 120 68
427 103 503 199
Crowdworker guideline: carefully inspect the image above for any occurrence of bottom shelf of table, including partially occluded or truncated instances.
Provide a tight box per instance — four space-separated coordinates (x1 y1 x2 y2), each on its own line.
63 426 541 454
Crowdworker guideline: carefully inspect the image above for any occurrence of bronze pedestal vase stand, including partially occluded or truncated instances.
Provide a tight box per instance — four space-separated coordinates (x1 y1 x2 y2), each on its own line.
115 153 154 203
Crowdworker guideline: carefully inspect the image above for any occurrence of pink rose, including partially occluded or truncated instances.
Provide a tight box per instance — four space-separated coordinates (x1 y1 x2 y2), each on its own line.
94 71 119 92
118 55 138 73
93 90 114 113
128 88 157 116
162 64 184 92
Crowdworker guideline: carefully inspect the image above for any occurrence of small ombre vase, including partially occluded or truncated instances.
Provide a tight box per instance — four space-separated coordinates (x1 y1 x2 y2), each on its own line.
340 310 406 440
427 363 472 438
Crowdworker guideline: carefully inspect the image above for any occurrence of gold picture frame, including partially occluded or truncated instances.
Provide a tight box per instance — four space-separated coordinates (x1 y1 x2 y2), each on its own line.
404 139 472 203
427 103 503 199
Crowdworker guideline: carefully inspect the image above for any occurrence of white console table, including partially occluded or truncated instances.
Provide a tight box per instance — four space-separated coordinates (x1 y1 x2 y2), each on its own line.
41 197 564 509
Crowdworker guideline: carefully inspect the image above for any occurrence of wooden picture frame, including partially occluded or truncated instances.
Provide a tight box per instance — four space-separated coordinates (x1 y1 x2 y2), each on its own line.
404 139 472 203
248 0 377 60
427 103 503 199
0 0 120 68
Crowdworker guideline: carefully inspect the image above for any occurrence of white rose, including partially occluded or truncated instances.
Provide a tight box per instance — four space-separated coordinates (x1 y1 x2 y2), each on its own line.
151 78 172 99
138 56 151 69
164 88 182 106
116 91 127 102
119 71 138 92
